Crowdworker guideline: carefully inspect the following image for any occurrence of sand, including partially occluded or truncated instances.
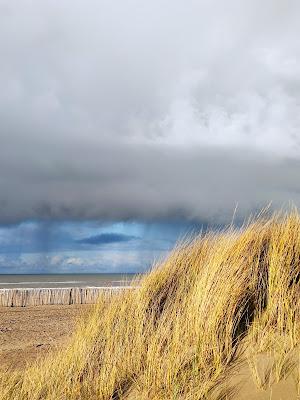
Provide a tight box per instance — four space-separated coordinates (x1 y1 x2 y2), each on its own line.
227 352 300 400
0 304 92 370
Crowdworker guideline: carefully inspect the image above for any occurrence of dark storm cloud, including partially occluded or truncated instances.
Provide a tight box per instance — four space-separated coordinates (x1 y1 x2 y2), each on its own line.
77 232 138 245
0 0 300 224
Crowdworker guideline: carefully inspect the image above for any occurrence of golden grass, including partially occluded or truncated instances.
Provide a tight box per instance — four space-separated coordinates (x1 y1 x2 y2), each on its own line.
1 210 300 399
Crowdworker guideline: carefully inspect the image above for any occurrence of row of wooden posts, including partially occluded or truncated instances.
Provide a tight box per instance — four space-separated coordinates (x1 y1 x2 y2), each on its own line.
0 287 128 307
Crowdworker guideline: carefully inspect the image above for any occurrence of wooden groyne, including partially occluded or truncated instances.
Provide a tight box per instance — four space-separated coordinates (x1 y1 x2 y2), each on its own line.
0 287 131 307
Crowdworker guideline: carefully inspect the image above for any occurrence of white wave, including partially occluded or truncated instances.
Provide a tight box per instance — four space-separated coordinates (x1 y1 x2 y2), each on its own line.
0 281 86 285
0 286 136 291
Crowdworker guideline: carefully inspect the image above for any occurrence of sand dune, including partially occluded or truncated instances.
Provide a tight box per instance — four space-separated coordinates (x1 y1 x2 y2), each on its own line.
1 211 300 399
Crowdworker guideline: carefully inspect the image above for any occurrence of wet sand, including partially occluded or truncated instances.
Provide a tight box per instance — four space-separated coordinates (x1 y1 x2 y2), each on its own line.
0 304 92 370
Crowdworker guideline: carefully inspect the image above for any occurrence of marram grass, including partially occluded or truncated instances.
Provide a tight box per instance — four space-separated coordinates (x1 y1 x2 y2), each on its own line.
1 211 300 399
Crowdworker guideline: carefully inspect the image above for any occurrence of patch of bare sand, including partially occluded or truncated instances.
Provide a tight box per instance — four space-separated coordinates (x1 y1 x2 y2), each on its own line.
0 304 92 370
229 352 300 400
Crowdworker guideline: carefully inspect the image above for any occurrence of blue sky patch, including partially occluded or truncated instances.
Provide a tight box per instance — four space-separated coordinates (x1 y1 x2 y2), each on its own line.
0 219 205 273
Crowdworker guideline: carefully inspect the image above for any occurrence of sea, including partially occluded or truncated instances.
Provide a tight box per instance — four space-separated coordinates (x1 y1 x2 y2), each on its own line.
0 273 138 289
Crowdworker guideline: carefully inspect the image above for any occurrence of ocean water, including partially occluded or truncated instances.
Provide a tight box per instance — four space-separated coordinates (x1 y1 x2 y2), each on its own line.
0 273 138 289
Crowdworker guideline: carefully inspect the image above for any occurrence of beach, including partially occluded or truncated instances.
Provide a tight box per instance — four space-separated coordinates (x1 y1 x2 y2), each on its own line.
0 275 136 371
0 304 92 370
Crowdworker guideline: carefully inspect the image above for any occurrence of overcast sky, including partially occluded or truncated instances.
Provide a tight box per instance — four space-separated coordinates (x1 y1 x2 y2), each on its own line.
0 1 299 272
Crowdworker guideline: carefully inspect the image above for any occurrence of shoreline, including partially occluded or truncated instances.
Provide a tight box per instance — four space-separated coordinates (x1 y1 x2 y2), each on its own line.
0 286 134 290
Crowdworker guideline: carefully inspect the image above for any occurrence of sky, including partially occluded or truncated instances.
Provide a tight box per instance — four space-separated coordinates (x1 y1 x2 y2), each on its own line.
0 220 204 273
0 0 299 273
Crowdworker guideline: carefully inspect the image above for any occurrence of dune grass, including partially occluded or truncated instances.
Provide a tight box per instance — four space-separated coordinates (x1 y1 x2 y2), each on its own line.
1 210 300 399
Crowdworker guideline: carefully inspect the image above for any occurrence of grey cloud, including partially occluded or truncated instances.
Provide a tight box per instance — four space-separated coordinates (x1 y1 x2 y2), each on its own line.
1 144 299 224
77 233 138 245
0 0 300 223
